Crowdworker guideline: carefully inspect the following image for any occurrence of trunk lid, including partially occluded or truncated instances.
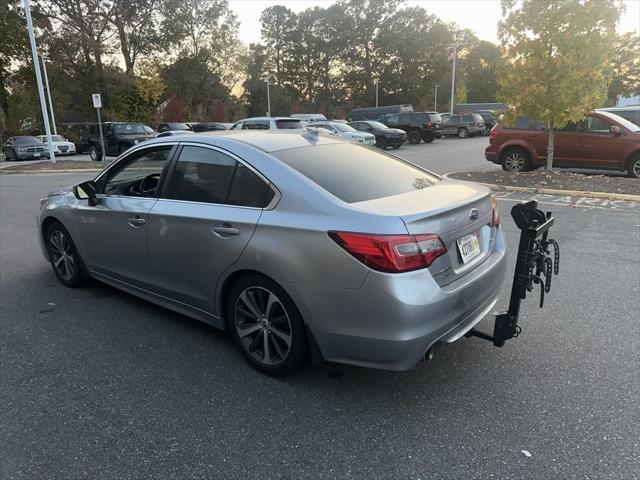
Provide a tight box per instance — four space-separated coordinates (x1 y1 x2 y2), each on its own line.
353 179 495 285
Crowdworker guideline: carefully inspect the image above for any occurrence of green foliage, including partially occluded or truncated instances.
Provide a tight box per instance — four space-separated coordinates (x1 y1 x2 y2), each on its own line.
497 0 620 169
112 71 164 124
606 32 640 105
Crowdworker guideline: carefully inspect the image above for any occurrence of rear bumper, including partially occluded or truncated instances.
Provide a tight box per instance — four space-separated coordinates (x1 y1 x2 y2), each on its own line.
485 147 499 164
286 227 507 370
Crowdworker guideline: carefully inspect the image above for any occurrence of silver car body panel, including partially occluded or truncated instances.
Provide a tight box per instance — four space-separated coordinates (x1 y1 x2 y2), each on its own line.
38 131 507 370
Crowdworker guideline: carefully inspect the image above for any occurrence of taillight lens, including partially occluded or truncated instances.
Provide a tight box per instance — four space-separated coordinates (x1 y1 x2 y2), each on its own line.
328 232 447 273
425 122 432 128
492 196 500 226
489 129 498 138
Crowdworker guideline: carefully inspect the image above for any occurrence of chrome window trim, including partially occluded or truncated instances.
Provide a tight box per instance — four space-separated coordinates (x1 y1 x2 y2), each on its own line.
93 142 179 183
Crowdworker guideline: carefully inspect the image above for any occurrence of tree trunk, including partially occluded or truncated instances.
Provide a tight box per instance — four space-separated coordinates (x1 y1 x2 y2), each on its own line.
546 121 555 171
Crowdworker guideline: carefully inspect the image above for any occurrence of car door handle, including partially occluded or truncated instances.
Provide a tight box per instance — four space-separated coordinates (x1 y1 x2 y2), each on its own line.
212 224 240 237
127 216 146 227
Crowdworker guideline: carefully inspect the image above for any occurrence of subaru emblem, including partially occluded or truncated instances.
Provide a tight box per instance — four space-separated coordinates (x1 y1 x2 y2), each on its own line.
469 208 479 220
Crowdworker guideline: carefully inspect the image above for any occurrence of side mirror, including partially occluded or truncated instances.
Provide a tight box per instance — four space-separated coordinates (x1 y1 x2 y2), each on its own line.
73 180 98 206
610 125 622 135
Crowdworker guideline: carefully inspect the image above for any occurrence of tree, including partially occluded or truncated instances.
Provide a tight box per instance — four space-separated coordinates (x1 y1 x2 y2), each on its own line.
606 32 640 106
465 40 500 102
497 0 620 170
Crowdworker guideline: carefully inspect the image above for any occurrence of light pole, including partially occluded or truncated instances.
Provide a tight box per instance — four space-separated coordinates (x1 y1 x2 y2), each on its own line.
374 78 379 107
23 0 55 163
450 43 458 115
434 85 438 112
264 74 271 117
41 55 57 135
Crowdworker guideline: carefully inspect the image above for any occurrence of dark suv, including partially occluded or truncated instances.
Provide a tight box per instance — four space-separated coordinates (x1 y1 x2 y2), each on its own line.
383 112 443 144
79 122 156 161
442 114 486 138
347 120 407 149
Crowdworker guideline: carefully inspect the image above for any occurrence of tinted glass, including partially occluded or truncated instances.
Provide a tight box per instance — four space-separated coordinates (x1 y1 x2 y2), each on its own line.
169 123 190 130
586 116 611 133
462 115 473 122
415 113 429 123
273 144 439 204
14 136 41 144
506 116 544 130
276 119 302 129
168 146 272 207
114 124 146 134
398 114 410 123
101 147 172 196
386 115 399 123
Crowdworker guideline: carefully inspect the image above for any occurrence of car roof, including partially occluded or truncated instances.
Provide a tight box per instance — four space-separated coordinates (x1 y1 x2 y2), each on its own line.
236 117 300 122
138 130 348 153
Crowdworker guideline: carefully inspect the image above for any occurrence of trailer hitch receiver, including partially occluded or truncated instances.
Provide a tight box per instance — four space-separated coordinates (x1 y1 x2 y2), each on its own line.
466 200 559 347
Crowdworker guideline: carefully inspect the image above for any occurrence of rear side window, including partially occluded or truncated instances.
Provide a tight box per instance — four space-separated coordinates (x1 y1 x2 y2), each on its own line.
398 114 410 123
506 116 544 130
167 146 273 207
273 143 439 204
386 115 399 123
276 119 302 129
462 115 473 122
415 113 429 123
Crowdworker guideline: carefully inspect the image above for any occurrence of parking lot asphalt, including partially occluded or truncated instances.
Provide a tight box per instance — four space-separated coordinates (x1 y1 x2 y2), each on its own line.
1 143 639 478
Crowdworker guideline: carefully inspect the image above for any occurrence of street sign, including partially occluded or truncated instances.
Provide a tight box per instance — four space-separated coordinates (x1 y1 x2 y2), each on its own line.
92 94 106 165
92 93 102 109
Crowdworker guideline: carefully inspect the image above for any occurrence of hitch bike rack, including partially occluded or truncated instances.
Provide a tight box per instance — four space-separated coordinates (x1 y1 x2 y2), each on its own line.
466 200 560 347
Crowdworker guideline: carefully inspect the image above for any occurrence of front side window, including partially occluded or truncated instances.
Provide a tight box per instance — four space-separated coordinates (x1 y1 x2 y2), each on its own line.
386 115 399 124
231 122 243 130
586 116 612 134
166 146 273 208
99 146 173 197
398 114 410 123
462 115 474 122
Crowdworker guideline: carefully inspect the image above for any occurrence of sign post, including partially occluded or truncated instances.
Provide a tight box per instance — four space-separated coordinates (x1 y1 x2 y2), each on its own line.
92 94 106 167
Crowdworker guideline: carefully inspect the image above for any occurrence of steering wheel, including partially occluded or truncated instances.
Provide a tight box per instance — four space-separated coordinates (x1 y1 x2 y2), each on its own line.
136 173 160 196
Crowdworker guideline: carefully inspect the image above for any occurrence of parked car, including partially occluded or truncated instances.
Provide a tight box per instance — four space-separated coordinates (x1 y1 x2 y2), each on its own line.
156 130 195 137
347 120 407 149
475 112 497 135
485 111 640 178
442 114 486 138
79 122 156 161
230 117 304 130
191 122 227 132
347 104 414 122
596 106 640 126
143 125 157 136
157 122 191 133
36 135 76 155
2 136 49 161
38 130 506 375
307 121 376 145
290 113 328 122
383 112 443 144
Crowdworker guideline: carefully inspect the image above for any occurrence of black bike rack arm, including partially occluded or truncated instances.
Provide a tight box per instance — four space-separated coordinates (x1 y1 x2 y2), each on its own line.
466 200 559 347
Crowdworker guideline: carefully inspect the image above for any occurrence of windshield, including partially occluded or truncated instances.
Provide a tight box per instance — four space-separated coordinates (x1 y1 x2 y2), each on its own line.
113 124 147 134
598 111 640 132
276 119 302 129
367 121 387 129
332 123 357 132
14 136 41 144
273 143 439 203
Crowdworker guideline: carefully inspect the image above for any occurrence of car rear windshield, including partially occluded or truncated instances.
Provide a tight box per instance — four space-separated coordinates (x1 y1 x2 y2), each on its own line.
114 124 147 134
272 143 439 203
276 119 302 129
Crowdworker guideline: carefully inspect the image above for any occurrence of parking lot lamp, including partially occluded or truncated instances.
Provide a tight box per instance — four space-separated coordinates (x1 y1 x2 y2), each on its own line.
22 0 56 163
434 85 438 111
450 43 458 114
374 78 379 107
264 74 271 117
41 55 57 135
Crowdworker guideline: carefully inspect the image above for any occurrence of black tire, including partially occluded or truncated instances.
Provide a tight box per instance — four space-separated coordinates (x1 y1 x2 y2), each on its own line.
501 147 531 172
422 134 434 143
226 274 307 376
45 221 87 288
5 150 14 161
89 144 102 162
376 137 388 149
627 154 640 179
392 144 401 149
457 127 468 139
408 130 422 144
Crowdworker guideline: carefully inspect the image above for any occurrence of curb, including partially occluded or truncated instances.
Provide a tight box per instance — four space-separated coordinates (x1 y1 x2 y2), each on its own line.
443 172 640 202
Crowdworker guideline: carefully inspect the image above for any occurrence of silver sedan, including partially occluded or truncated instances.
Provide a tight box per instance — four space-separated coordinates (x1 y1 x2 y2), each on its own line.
38 130 506 376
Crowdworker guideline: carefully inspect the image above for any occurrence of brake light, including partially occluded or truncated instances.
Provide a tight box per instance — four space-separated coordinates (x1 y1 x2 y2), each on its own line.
425 122 432 128
490 129 499 138
492 196 500 226
328 232 447 273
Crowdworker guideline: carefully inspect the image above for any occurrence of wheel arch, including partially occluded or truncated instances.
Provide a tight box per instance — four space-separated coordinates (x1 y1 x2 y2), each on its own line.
499 140 536 164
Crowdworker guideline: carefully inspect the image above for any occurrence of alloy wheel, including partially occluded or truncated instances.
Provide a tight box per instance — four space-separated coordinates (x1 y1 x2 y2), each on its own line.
89 147 97 161
234 287 292 366
48 229 75 281
504 151 526 172
632 158 640 179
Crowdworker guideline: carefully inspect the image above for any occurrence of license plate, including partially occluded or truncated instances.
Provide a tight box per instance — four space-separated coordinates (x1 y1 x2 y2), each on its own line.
33 153 40 157
457 232 481 263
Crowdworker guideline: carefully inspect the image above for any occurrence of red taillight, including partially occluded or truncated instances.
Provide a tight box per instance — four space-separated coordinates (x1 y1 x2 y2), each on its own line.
490 129 499 138
492 196 500 226
328 232 447 273
425 122 432 128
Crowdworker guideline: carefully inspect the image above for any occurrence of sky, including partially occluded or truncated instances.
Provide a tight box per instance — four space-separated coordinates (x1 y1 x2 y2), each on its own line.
229 0 640 45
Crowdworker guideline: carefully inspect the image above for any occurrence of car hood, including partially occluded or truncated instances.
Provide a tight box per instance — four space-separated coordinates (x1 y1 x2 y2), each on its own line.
374 128 406 135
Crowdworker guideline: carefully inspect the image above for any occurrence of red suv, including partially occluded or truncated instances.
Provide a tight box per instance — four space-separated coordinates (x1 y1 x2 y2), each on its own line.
485 111 640 178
